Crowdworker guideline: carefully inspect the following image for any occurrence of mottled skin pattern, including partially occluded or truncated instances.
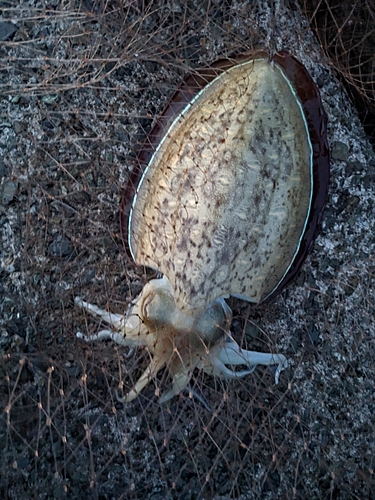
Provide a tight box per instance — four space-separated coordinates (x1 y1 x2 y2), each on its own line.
130 59 312 314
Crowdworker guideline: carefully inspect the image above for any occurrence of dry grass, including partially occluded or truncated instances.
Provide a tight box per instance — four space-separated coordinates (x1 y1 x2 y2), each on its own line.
301 0 375 141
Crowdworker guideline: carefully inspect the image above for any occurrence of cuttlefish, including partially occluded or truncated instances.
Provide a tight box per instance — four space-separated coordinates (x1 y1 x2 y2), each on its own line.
75 50 329 403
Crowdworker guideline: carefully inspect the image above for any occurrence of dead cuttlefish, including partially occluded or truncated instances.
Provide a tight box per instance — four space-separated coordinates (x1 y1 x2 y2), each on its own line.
75 50 329 403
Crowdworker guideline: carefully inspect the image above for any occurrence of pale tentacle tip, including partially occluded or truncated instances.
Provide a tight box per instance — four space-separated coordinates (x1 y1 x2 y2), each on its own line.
74 297 84 307
158 390 174 404
122 347 135 359
76 331 88 341
115 388 139 403
159 373 190 404
272 355 289 385
185 386 212 412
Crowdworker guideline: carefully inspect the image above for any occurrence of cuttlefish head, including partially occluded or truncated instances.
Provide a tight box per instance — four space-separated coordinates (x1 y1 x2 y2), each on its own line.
126 276 232 402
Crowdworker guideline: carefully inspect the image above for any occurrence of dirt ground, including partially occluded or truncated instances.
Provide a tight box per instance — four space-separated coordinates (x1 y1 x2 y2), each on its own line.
1 1 375 499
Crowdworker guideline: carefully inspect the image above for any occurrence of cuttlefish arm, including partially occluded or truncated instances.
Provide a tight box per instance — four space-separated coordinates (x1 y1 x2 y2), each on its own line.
75 296 147 348
75 293 164 402
75 277 288 403
119 355 168 402
74 295 188 403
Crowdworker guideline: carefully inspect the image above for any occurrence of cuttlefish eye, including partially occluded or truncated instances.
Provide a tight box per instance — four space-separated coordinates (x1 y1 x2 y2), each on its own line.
141 283 230 348
193 300 232 347
142 288 176 326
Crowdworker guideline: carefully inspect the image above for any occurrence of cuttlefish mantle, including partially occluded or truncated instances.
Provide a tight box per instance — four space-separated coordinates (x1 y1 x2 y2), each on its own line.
75 50 329 404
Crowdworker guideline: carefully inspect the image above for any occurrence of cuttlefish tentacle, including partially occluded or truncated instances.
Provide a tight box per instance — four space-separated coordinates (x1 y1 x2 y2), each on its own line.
75 276 288 402
217 338 288 384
